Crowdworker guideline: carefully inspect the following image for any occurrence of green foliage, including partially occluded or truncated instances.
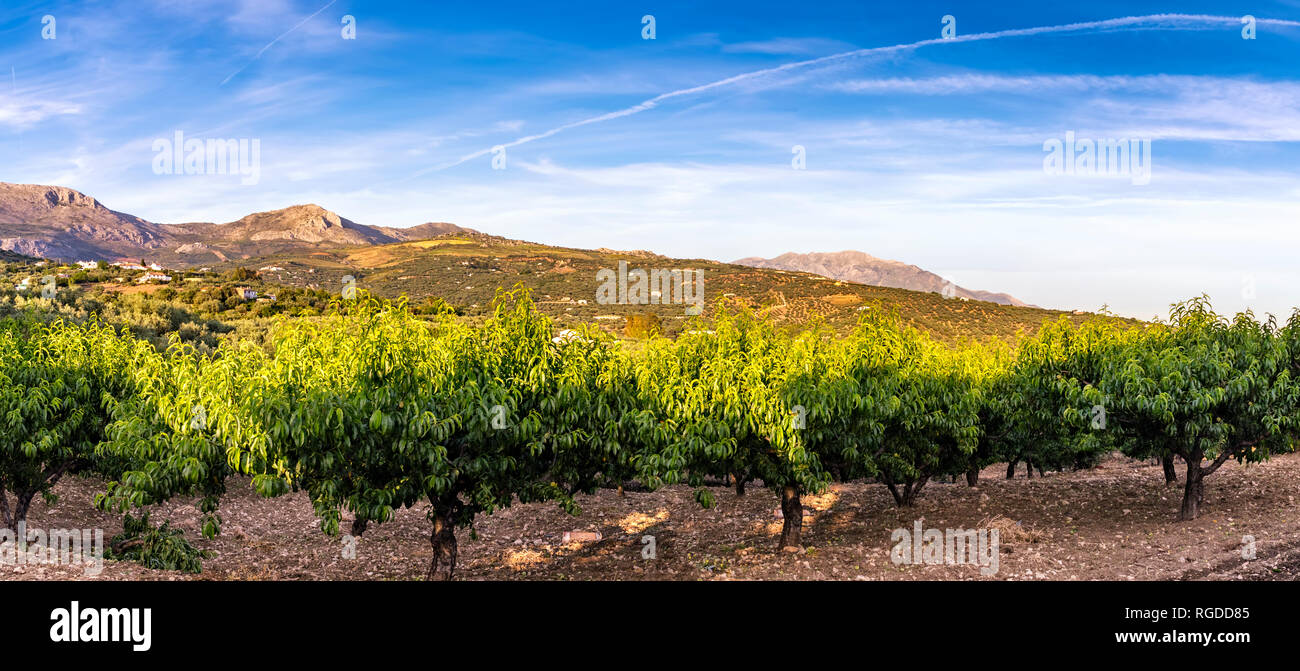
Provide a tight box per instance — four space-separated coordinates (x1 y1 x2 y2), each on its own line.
0 317 159 528
1017 296 1299 518
106 512 213 574
6 284 1299 579
93 331 269 537
222 267 257 282
638 310 818 493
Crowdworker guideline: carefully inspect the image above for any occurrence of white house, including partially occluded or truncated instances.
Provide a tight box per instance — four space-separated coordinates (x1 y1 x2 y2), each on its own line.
76 260 100 270
551 329 589 344
137 272 172 284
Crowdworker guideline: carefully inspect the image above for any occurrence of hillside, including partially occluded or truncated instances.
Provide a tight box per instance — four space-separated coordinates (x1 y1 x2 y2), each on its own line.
0 183 173 260
734 250 1033 307
229 234 1117 342
0 182 1114 342
0 182 478 265
0 249 36 264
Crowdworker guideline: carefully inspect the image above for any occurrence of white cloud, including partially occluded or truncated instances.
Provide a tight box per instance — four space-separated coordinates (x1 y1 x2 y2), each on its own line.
0 99 82 129
722 37 859 56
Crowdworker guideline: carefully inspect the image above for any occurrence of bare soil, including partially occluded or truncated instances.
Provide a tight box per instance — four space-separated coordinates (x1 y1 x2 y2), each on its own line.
5 453 1300 581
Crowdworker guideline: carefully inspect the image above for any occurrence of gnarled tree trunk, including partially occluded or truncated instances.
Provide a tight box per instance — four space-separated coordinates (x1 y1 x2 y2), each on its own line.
1162 455 1178 485
1005 461 1016 479
1177 449 1232 521
0 486 11 530
1 464 72 532
4 492 34 534
903 475 930 506
427 506 458 581
1179 458 1203 520
966 465 979 486
882 474 930 507
779 486 802 549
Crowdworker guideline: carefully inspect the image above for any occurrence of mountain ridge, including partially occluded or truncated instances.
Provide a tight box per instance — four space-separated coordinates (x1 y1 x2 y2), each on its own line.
1 182 1033 311
0 182 477 264
733 250 1034 307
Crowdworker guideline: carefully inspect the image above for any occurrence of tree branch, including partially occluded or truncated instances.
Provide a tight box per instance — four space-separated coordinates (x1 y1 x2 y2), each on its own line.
1201 445 1239 477
42 459 81 489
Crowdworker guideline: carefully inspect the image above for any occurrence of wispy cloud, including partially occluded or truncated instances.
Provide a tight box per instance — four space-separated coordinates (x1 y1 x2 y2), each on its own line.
434 14 1300 171
722 37 859 55
0 98 81 128
219 0 338 86
3 3 1299 319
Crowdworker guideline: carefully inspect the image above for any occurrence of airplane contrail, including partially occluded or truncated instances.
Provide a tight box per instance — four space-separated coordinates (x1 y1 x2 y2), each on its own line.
220 0 338 87
424 13 1299 174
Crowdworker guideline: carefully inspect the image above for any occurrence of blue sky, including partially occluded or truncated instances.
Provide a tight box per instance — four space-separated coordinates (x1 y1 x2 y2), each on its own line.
2 1 1299 319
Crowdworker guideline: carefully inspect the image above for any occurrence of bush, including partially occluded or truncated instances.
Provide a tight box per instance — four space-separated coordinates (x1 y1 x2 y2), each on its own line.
105 512 213 574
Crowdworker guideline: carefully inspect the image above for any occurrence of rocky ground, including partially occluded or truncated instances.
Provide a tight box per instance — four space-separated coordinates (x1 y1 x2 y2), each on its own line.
5 452 1300 581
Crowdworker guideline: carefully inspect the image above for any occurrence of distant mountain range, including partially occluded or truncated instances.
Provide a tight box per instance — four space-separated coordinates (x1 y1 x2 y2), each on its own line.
0 182 1030 308
733 251 1033 307
0 182 470 265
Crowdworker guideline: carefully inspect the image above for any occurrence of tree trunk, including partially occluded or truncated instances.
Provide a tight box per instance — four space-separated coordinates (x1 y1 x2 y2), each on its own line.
617 484 625 499
883 478 904 505
965 465 979 487
1025 459 1034 479
734 477 745 497
9 493 33 533
1162 455 1178 485
779 486 802 549
0 488 11 530
0 487 35 531
427 508 458 581
901 474 931 506
1179 457 1204 521
1005 461 1016 479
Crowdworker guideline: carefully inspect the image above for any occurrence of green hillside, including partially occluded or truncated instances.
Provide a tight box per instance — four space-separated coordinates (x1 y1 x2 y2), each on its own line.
219 233 1131 342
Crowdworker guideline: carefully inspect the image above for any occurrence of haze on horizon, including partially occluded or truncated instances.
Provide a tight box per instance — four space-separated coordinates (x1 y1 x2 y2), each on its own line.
1 0 1298 320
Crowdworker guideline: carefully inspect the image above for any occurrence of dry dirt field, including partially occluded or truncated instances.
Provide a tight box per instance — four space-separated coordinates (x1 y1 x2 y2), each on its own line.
6 453 1300 581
